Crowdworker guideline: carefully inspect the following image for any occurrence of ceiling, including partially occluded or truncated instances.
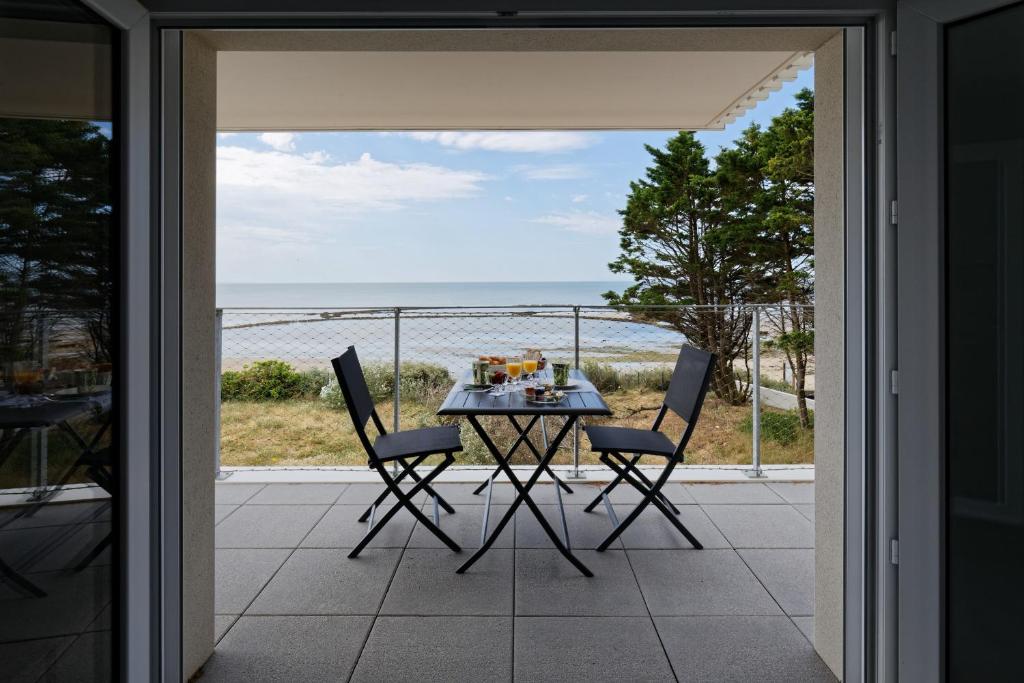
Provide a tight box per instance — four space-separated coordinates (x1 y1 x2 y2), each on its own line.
209 28 833 131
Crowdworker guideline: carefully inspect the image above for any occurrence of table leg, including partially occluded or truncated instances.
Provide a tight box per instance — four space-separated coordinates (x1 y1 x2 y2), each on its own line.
459 415 592 577
471 415 541 495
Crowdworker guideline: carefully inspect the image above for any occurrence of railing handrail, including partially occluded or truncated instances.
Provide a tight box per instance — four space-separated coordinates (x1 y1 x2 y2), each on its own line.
218 302 814 312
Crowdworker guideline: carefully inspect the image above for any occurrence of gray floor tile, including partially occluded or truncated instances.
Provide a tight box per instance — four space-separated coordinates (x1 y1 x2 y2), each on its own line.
0 567 111 642
430 482 517 505
215 615 238 644
215 484 265 505
247 548 401 615
738 549 815 616
703 505 814 548
792 616 815 644
0 522 111 573
352 616 511 683
515 616 675 682
408 504 512 549
381 548 513 616
334 483 426 505
301 504 417 549
619 505 731 549
655 616 836 682
767 482 815 505
686 483 786 504
0 501 109 531
215 548 291 614
629 549 781 616
795 504 815 522
516 505 622 549
246 483 347 505
577 480 698 505
521 482 586 505
214 505 238 525
0 636 75 683
44 630 111 682
215 505 328 548
200 616 372 682
515 549 648 616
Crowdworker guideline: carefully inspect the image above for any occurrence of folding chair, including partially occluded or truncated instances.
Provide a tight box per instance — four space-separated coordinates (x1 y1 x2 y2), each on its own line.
584 345 716 551
331 346 462 558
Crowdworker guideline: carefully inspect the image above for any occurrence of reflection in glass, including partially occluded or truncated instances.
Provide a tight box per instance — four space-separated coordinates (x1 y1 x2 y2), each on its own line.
946 3 1024 679
1 2 117 680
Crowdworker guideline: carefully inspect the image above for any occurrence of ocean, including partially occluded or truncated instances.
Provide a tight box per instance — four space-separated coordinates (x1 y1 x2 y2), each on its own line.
217 281 630 309
216 281 686 373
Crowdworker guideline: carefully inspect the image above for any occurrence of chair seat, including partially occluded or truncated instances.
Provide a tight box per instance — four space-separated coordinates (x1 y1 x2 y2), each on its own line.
584 425 677 457
373 425 463 462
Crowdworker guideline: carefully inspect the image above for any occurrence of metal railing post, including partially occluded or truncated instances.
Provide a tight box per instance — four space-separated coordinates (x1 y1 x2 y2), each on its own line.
31 315 49 495
215 308 228 480
571 306 582 479
746 306 766 478
392 307 401 475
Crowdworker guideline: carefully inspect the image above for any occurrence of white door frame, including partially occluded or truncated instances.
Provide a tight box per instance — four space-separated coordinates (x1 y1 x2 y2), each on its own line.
88 2 896 680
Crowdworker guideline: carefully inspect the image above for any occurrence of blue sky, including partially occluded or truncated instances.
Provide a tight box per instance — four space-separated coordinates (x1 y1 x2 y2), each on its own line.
216 66 812 284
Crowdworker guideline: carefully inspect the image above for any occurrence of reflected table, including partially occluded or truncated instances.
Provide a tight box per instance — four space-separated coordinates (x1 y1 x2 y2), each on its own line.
437 368 611 576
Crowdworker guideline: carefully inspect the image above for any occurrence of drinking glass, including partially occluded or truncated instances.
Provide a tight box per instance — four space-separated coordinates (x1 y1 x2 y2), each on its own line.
522 357 538 379
506 355 522 386
552 362 570 387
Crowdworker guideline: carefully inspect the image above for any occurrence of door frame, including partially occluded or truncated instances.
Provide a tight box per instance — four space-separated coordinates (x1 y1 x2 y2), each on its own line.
88 2 897 680
895 1 1022 680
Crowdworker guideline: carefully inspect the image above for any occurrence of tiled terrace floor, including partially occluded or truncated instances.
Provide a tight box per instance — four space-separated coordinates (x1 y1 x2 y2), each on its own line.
205 480 833 682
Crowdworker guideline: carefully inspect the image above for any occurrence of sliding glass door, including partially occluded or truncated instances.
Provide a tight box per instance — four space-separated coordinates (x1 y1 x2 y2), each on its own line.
945 2 1024 678
0 1 119 679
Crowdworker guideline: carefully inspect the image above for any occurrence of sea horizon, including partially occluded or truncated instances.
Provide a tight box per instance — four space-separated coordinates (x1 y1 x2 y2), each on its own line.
217 280 633 309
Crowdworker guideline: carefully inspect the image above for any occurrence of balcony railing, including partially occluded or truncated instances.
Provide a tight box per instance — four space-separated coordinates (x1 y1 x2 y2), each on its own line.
218 307 815 479
215 303 815 477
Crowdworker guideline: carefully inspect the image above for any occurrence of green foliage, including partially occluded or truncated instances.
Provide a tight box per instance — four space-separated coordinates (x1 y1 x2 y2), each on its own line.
220 361 309 401
317 362 452 409
581 361 673 394
740 409 813 446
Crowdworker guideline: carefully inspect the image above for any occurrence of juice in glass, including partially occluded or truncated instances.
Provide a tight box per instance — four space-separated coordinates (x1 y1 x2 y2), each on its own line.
506 357 522 380
522 359 538 375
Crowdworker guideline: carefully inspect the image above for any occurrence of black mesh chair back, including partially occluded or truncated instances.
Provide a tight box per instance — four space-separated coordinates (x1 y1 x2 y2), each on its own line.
584 344 716 551
329 345 462 557
331 346 380 455
663 345 715 426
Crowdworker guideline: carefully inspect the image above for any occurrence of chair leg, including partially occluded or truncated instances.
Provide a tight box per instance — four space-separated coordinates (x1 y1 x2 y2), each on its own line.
349 456 461 558
608 451 681 515
583 452 637 512
357 454 446 522
596 458 700 551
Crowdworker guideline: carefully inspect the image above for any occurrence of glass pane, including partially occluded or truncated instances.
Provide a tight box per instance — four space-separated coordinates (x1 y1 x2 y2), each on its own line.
0 1 117 680
946 3 1024 679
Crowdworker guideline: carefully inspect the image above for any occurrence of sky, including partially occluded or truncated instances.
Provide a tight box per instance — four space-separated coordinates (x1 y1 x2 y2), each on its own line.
216 66 813 284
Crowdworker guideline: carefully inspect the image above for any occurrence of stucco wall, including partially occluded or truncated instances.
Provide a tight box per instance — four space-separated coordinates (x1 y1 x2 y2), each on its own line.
813 30 845 679
181 32 217 680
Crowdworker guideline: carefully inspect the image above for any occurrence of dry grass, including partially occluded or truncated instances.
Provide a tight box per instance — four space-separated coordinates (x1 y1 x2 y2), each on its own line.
220 389 813 468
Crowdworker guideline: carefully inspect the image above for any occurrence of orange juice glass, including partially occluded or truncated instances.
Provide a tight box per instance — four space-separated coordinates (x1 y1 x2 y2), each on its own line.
506 356 522 381
522 359 538 376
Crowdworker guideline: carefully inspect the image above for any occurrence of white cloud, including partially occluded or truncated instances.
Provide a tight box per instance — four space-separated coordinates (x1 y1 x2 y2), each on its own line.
516 164 590 181
504 196 514 202
258 132 297 152
217 146 490 250
217 132 237 139
571 194 588 203
402 131 594 153
532 210 620 235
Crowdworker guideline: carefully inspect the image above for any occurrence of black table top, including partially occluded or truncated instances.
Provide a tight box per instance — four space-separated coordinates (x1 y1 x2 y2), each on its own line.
437 368 611 417
0 392 111 429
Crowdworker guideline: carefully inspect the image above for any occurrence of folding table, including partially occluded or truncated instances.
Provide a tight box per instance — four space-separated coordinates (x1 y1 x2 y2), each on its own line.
437 368 611 576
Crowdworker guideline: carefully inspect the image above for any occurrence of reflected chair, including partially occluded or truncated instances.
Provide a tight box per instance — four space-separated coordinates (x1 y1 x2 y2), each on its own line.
584 345 715 551
331 346 461 557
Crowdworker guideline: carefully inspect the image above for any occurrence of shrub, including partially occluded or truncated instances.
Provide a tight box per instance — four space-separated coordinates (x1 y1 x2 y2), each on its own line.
220 360 305 401
739 410 810 446
317 361 452 409
580 361 673 393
